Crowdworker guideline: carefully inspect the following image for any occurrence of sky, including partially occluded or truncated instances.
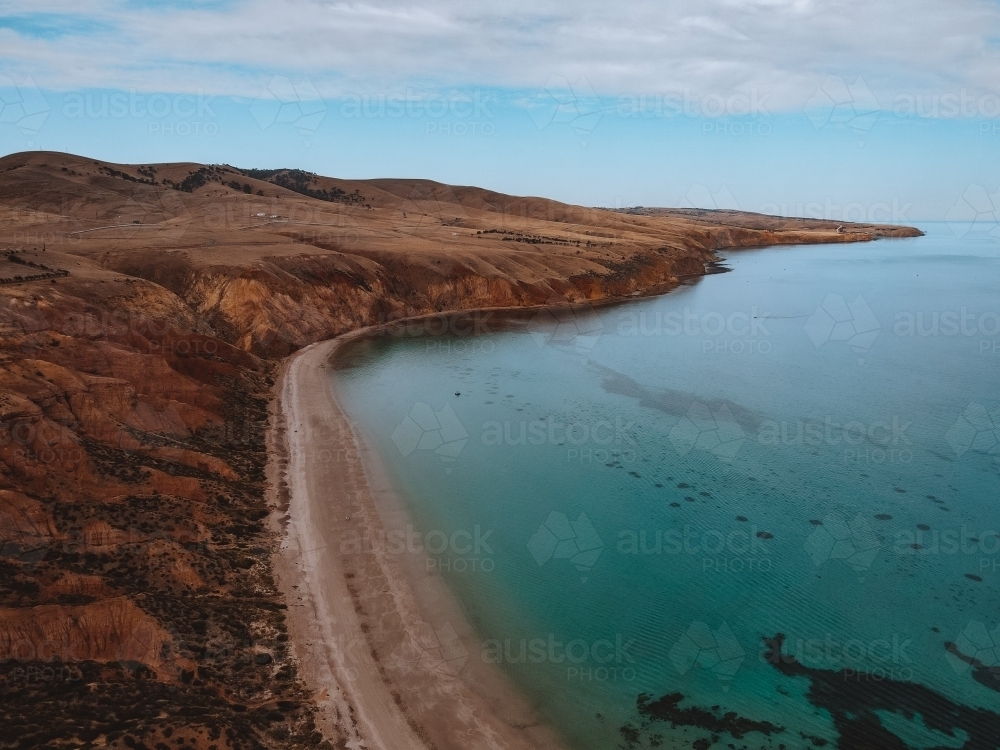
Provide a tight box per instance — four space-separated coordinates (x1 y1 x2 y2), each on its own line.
1 0 999 220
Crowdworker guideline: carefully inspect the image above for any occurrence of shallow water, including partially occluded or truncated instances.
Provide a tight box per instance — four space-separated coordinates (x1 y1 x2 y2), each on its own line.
333 223 1000 749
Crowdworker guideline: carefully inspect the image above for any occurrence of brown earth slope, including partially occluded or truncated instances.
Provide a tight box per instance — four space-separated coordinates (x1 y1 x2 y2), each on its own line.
0 151 922 750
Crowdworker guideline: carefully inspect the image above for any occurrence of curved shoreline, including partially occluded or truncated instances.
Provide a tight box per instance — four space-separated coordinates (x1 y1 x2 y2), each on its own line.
268 322 569 750
263 226 928 749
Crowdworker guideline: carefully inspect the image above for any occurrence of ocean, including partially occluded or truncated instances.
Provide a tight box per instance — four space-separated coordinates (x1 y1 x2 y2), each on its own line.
332 222 1000 749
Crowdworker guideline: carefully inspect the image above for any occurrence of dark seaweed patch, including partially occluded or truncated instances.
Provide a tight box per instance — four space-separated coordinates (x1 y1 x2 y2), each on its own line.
616 692 783 749
764 633 1000 748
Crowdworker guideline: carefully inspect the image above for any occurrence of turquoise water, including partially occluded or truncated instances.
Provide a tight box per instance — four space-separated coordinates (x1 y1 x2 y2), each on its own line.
333 223 1000 749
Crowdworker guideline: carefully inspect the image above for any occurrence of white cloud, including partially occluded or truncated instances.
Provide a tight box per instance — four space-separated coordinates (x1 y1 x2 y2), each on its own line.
679 16 750 41
0 0 998 110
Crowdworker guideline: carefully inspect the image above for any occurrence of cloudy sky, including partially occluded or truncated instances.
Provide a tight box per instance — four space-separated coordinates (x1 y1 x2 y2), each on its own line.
1 0 999 218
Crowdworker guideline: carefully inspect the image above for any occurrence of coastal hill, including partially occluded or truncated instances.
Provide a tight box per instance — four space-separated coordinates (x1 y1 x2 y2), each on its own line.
0 151 921 749
1 151 918 356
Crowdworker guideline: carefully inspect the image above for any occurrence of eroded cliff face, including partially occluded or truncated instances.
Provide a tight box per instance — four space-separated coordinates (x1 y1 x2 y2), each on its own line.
0 152 923 749
0 276 322 749
95 243 718 357
86 215 913 361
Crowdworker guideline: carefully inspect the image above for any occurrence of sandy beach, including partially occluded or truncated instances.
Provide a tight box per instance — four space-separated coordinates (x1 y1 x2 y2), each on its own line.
0 150 939 748
268 328 568 750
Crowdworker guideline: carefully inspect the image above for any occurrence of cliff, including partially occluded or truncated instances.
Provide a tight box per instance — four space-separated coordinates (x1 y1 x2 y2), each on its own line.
0 151 922 749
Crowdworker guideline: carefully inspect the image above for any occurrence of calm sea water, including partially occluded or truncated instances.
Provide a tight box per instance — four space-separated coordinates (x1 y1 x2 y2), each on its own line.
333 222 1000 750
